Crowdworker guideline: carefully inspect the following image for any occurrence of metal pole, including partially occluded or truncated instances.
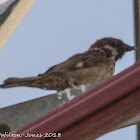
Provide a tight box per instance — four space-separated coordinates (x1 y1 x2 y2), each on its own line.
134 0 140 139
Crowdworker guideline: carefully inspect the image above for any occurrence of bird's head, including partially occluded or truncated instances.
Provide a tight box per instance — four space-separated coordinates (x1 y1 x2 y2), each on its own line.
89 38 135 61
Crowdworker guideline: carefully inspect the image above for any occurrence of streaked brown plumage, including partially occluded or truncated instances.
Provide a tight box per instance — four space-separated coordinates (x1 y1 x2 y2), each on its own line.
0 38 135 91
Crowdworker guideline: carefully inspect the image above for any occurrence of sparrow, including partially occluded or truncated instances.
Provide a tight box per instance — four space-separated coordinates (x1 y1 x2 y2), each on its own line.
0 38 135 91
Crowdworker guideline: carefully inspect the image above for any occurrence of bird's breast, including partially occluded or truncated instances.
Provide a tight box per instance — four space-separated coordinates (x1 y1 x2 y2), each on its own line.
68 62 115 87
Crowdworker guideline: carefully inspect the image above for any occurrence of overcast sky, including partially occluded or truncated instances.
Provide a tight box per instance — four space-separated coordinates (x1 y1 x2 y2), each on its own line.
0 0 136 139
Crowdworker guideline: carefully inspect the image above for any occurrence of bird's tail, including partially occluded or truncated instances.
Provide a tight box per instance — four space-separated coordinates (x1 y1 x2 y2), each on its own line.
0 77 41 89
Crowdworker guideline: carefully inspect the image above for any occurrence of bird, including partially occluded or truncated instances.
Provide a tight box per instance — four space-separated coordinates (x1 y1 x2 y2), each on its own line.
0 37 135 91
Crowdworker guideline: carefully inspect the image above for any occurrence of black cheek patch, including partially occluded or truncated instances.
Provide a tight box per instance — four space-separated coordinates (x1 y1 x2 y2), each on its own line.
102 48 112 58
83 62 89 68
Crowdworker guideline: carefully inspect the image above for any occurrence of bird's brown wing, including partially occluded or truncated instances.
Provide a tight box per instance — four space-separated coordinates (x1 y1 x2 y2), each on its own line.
39 50 110 76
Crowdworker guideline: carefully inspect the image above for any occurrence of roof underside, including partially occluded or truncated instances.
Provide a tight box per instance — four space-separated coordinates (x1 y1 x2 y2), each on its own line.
0 0 36 51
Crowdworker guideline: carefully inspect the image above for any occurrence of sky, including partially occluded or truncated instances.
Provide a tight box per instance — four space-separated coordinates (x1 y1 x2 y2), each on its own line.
0 0 137 139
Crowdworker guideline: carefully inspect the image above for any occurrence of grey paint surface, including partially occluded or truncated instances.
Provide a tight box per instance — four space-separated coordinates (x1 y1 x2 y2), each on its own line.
0 86 87 131
0 0 19 26
0 0 16 14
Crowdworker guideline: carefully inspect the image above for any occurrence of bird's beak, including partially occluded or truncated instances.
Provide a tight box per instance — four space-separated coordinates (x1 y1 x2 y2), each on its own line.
124 44 136 52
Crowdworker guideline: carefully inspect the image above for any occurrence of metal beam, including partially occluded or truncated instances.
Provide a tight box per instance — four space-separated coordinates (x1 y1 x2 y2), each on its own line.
0 85 90 131
134 0 140 139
